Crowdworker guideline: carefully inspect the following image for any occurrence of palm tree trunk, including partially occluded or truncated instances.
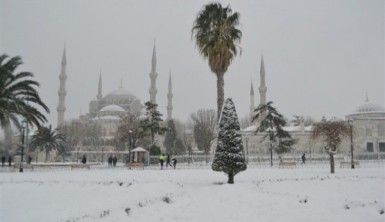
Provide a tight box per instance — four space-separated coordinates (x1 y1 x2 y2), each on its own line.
45 149 49 162
216 73 225 120
270 142 273 167
329 153 335 174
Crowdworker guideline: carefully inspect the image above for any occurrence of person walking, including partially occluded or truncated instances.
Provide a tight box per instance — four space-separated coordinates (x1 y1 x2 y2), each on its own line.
301 153 306 164
166 154 172 168
1 156 5 167
112 156 117 167
27 155 32 164
108 155 112 167
159 153 165 170
172 157 177 169
81 155 87 164
8 156 12 167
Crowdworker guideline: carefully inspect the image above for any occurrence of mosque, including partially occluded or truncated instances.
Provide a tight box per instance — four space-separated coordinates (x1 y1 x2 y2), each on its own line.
56 44 173 148
56 43 385 157
242 56 385 156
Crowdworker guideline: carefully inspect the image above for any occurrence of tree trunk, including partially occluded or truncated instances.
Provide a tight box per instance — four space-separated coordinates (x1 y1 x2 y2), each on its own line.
45 150 49 163
227 171 234 184
329 153 335 174
216 73 225 120
270 143 273 167
151 130 155 145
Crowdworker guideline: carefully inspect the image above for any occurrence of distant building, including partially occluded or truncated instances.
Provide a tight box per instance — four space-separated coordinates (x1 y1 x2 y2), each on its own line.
242 56 385 156
58 42 173 154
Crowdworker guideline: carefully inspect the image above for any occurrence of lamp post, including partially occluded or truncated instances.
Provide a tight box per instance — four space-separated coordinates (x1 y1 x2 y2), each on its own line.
348 119 355 169
128 130 133 163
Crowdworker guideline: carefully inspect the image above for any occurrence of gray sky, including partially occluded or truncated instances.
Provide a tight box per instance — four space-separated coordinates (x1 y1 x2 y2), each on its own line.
1 0 384 126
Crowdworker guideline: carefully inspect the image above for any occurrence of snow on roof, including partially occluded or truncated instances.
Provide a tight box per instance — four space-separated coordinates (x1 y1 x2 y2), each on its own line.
242 125 257 132
100 105 125 112
242 124 312 133
93 115 121 121
131 147 148 152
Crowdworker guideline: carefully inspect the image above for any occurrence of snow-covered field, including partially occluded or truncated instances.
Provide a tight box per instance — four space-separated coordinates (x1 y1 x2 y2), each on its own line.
0 166 384 222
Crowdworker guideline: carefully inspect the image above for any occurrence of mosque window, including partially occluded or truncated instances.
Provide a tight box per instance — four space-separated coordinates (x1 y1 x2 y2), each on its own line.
379 143 385 152
366 142 374 152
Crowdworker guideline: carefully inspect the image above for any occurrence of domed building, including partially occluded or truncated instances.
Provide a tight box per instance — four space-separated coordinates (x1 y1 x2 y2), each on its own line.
241 56 385 156
346 95 385 153
87 78 142 140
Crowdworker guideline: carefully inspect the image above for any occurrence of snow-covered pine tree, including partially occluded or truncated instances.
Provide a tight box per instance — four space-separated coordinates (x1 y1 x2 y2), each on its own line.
212 98 247 184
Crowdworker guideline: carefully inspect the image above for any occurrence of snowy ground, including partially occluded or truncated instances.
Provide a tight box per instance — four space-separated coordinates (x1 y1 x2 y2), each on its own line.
0 166 384 222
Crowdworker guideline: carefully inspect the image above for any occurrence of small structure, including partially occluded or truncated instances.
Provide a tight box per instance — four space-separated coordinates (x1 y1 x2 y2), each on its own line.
129 147 150 168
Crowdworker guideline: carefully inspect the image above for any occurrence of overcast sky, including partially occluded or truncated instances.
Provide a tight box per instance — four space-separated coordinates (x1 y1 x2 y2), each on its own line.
1 0 384 126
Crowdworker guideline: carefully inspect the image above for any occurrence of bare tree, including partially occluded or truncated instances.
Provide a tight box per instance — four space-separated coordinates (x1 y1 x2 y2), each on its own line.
58 120 85 150
311 120 350 174
117 111 146 150
292 115 315 127
239 114 251 129
191 109 217 157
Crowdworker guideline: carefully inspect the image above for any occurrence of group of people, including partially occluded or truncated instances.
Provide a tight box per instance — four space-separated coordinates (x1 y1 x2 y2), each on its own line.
108 155 118 167
277 153 307 164
1 155 33 167
1 156 12 167
158 154 177 170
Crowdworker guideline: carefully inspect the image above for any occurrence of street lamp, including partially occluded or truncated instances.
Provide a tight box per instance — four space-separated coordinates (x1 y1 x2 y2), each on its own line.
348 119 355 169
128 130 133 163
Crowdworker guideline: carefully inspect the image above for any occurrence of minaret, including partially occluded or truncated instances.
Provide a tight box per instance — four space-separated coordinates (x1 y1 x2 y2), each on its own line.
259 55 267 106
149 43 158 104
57 46 67 127
365 91 369 102
97 71 102 100
249 81 255 121
167 72 173 120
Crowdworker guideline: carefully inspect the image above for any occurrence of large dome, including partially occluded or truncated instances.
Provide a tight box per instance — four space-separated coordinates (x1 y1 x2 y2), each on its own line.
100 104 125 112
354 101 385 114
107 88 134 97
103 87 140 104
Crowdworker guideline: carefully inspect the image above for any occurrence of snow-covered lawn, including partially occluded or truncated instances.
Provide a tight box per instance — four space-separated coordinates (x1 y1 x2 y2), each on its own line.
0 166 384 222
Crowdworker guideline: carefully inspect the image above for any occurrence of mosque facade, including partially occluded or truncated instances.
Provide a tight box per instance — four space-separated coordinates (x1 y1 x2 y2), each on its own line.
242 56 385 156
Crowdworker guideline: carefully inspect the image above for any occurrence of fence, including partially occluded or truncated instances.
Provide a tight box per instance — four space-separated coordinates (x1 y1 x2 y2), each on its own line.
147 152 385 169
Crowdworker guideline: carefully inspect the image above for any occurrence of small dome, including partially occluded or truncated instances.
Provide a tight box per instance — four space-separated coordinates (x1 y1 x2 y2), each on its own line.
100 104 125 112
107 88 133 96
355 102 385 113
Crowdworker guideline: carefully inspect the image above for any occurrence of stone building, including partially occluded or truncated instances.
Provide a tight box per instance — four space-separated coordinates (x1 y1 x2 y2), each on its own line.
242 56 385 156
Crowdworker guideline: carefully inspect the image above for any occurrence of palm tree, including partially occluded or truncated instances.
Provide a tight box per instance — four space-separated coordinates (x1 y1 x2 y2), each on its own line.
30 125 66 162
311 120 350 174
253 101 295 167
192 3 242 118
0 54 49 129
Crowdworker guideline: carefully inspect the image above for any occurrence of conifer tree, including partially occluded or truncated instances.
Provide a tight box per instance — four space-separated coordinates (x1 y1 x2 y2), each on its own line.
163 119 177 154
212 98 246 184
141 101 166 145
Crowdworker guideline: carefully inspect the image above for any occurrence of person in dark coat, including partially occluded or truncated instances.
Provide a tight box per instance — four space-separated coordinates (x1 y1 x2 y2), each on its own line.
112 155 117 167
1 156 5 167
172 157 177 169
108 156 113 167
301 153 306 164
8 156 12 167
81 155 87 164
27 155 32 164
166 154 172 168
